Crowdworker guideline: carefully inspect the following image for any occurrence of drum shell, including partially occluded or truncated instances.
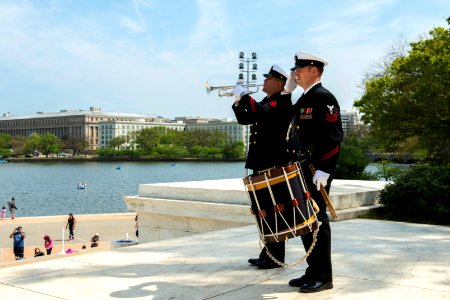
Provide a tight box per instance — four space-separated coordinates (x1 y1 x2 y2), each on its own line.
244 164 318 243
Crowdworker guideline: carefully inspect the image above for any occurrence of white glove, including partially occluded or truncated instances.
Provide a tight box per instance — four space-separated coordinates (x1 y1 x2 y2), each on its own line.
233 84 249 100
312 170 330 191
283 71 297 93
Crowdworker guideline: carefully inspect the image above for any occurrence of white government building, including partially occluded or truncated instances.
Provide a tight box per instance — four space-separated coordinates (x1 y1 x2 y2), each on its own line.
0 107 250 150
0 107 359 151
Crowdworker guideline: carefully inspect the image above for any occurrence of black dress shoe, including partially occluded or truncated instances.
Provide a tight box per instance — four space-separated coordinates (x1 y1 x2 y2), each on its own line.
248 258 260 265
288 275 310 287
299 281 333 293
255 260 282 269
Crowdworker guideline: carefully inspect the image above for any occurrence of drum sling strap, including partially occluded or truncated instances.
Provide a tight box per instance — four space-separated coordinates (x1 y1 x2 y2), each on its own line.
245 163 321 269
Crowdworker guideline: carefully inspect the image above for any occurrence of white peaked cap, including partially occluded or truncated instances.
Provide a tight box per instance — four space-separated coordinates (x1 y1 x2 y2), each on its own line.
263 64 288 81
291 51 328 70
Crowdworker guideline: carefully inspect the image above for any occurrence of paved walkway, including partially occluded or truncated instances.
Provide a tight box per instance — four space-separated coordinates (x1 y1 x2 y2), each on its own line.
0 213 136 263
0 219 449 299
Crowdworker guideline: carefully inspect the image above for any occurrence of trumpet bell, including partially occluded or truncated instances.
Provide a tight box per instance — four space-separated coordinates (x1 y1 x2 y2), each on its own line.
205 81 262 97
205 81 213 94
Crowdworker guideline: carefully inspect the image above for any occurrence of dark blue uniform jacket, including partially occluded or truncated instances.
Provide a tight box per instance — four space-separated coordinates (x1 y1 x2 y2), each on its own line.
232 91 292 172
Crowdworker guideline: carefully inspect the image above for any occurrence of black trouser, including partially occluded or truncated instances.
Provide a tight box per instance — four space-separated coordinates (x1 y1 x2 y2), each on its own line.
259 241 285 262
300 162 333 283
14 246 24 259
69 227 74 239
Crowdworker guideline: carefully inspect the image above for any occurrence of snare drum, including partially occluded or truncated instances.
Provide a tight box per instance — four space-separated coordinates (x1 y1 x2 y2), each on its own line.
243 163 318 243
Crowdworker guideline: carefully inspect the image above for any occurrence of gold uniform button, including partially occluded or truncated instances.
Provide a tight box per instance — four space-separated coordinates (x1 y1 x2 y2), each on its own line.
296 126 299 129
254 141 257 144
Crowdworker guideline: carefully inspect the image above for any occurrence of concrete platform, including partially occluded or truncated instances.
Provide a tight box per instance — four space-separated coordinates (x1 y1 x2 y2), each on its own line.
125 179 387 243
0 219 449 299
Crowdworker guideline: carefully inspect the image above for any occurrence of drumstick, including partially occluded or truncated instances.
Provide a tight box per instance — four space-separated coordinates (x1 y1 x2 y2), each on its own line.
308 164 337 219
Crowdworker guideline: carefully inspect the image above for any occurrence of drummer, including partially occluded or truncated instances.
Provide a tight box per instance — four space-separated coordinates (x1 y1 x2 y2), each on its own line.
232 64 297 269
287 51 343 293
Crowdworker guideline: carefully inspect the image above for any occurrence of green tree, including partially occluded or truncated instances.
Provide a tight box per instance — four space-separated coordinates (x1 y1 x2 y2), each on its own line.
189 145 205 158
39 133 61 157
62 137 89 156
180 131 200 150
205 147 222 158
160 129 183 146
25 133 41 155
10 135 28 156
0 133 11 148
154 144 188 158
96 147 115 157
222 141 245 159
335 132 371 179
135 128 161 152
108 136 127 151
354 18 450 163
374 160 408 181
204 131 228 148
180 130 228 150
0 133 12 157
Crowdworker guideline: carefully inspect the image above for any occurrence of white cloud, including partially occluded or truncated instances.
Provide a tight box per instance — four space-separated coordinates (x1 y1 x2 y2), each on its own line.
188 0 233 53
337 0 394 18
0 0 448 118
119 16 146 33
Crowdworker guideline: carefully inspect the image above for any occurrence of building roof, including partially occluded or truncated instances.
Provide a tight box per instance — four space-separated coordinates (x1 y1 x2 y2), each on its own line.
1 108 156 120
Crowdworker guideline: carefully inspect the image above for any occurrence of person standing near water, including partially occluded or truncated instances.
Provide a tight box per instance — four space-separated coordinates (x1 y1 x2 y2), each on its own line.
66 213 76 241
7 197 17 219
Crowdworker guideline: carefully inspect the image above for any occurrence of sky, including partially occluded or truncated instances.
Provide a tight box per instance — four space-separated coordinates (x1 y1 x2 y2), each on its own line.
0 0 448 119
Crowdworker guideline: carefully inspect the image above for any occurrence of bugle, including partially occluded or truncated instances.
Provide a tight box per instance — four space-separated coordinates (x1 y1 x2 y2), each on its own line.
205 81 262 97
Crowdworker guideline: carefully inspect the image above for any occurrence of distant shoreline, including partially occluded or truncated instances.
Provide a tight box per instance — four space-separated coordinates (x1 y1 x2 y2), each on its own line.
5 157 245 163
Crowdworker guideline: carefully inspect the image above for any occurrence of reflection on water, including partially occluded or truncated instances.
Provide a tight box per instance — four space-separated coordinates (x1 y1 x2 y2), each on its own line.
0 161 245 217
365 163 410 173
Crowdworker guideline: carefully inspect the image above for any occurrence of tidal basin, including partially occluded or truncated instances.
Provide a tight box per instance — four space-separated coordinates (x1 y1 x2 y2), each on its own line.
0 161 245 217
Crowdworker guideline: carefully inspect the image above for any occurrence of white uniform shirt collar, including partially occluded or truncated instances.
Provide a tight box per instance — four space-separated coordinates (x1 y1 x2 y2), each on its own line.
303 81 321 95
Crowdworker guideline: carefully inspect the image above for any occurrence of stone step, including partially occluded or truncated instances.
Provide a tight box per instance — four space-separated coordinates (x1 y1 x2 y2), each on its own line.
138 178 387 210
329 204 382 221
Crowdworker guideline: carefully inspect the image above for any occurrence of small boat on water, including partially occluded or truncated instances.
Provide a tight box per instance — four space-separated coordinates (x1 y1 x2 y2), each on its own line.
0 160 7 164
77 182 87 189
116 166 123 170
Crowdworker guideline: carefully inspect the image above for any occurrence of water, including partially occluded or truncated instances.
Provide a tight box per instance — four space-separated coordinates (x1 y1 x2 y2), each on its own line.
0 161 246 217
364 163 410 176
364 163 379 174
